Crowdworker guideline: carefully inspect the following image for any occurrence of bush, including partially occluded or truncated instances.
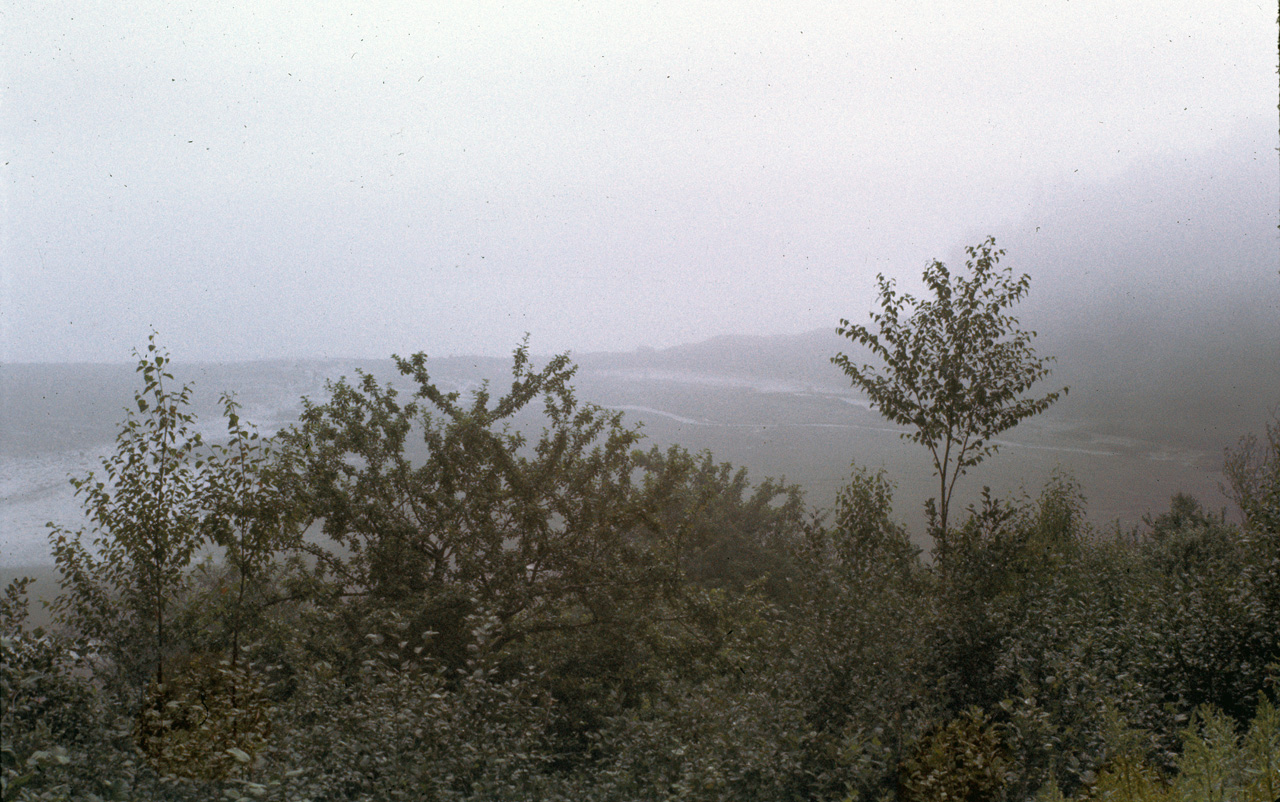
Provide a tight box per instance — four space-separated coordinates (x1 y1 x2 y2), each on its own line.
1038 694 1280 801
899 707 1009 802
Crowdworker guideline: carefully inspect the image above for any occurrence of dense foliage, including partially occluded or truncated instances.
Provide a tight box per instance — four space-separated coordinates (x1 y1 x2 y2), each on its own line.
3 341 1278 801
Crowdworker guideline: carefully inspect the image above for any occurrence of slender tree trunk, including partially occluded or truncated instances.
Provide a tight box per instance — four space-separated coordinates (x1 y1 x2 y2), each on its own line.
155 593 165 686
231 569 245 670
939 470 949 539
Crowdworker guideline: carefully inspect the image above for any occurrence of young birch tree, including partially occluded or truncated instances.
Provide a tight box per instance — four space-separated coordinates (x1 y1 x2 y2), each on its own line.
831 237 1066 548
49 335 208 693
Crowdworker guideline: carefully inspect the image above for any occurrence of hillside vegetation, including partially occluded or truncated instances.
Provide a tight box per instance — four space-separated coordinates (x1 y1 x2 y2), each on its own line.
3 337 1278 801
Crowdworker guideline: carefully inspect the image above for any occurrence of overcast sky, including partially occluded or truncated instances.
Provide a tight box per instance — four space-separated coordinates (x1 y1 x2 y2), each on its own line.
3 1 1276 363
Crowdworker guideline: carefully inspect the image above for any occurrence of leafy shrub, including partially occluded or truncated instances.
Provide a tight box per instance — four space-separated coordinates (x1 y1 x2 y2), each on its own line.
1037 694 1280 801
135 653 271 782
784 465 936 799
253 650 560 802
1 587 141 801
898 707 1008 802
